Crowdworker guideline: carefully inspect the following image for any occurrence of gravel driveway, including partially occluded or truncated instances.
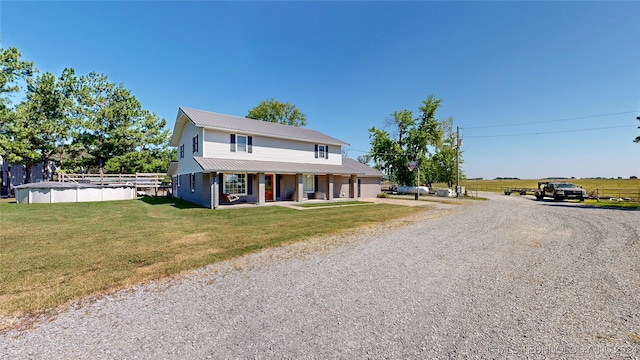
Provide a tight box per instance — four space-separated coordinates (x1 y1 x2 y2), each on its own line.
2 193 639 359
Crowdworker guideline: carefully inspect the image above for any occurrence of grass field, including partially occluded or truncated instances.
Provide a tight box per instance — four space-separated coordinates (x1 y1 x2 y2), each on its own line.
455 178 640 193
429 178 640 206
0 197 424 321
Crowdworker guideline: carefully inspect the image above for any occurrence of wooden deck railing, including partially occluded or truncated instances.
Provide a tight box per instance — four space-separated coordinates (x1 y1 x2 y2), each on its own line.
58 173 170 189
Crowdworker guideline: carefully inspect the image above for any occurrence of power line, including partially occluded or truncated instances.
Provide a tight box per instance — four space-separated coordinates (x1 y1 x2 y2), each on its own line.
345 149 419 156
463 111 638 129
464 124 636 138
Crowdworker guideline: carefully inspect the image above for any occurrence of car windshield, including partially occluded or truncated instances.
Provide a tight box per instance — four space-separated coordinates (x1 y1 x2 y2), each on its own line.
556 183 578 189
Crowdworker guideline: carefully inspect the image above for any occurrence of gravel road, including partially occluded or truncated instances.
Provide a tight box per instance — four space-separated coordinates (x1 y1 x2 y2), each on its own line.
2 193 639 359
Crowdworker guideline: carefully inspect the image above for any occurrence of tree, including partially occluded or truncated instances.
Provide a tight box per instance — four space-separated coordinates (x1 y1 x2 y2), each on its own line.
432 117 463 187
1 47 174 185
1 104 41 183
104 111 173 173
357 154 372 165
0 47 35 158
368 95 460 187
71 72 173 176
16 70 76 181
247 98 307 127
0 47 34 109
0 48 36 186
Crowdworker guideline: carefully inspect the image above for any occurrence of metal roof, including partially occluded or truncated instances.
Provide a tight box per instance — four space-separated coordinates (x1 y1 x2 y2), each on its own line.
341 157 385 177
172 108 349 147
193 157 382 176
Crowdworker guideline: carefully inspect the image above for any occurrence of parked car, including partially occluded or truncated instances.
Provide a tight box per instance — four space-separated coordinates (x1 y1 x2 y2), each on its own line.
534 182 588 201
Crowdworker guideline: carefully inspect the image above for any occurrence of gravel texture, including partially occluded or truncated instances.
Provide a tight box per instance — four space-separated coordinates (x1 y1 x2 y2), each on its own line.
1 193 639 359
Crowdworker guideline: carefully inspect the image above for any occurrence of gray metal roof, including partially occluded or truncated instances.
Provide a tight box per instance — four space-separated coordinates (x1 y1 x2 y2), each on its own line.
177 107 349 146
341 157 385 177
193 157 383 176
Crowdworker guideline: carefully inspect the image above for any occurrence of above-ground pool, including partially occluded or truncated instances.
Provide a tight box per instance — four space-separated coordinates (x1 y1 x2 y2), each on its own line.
14 182 136 204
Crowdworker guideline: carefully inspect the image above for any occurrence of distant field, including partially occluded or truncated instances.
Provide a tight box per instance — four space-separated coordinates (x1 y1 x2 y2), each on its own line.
439 178 640 194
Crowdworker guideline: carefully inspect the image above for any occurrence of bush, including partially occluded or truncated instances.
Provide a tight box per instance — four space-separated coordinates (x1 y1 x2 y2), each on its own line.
377 192 390 198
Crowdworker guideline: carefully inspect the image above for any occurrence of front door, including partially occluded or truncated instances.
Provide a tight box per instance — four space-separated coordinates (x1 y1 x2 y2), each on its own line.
265 174 274 201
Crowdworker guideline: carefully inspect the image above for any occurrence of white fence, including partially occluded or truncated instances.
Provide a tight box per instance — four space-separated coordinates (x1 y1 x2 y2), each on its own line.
16 185 136 204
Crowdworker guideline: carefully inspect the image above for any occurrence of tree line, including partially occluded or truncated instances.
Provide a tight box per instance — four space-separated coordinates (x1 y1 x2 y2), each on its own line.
0 47 175 184
366 95 462 188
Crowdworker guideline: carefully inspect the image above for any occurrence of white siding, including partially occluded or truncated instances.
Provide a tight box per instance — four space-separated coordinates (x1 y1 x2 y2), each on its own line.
203 129 342 165
175 120 204 176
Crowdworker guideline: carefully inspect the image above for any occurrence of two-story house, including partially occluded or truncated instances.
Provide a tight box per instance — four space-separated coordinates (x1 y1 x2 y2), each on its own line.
167 107 382 209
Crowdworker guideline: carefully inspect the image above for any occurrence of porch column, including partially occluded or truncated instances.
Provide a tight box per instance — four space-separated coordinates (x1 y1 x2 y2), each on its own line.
258 173 265 205
327 174 334 200
296 173 304 202
350 175 357 199
211 172 219 209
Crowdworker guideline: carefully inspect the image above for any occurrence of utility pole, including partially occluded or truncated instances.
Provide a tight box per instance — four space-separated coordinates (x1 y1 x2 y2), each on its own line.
408 160 419 200
417 166 420 200
456 126 460 198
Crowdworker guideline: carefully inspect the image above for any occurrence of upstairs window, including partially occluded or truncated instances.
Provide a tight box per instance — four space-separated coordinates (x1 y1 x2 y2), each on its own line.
192 135 199 153
230 134 253 153
179 144 184 159
315 144 329 159
237 135 247 152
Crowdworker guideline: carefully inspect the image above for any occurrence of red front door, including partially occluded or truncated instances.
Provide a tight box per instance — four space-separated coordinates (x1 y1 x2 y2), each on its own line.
265 174 274 201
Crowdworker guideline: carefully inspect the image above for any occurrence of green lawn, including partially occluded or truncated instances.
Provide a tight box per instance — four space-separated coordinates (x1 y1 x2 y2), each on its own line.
582 199 640 210
0 197 424 320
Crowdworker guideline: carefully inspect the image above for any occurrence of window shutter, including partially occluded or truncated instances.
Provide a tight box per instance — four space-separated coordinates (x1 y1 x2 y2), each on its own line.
315 175 319 192
325 145 329 159
248 136 253 153
230 134 236 152
315 144 318 158
277 175 282 197
248 174 253 195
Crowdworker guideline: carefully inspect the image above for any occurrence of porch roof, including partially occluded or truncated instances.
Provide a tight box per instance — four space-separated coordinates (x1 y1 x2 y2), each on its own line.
194 157 366 175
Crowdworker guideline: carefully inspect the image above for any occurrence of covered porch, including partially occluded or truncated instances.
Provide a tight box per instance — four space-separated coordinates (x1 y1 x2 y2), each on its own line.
207 171 360 209
189 157 365 209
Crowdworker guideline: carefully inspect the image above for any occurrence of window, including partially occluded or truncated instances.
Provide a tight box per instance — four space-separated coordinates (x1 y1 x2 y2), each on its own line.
176 175 181 187
237 135 247 152
223 173 247 195
230 134 252 153
179 144 184 159
192 135 199 153
190 173 195 192
303 174 315 192
315 144 329 159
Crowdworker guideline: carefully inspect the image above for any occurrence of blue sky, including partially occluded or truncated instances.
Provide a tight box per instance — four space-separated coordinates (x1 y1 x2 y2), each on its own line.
3 1 639 179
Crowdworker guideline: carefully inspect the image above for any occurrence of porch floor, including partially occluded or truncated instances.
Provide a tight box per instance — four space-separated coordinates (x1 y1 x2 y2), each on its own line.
214 197 363 210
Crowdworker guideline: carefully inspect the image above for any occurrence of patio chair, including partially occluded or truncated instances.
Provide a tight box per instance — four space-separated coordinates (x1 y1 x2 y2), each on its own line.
221 194 240 203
